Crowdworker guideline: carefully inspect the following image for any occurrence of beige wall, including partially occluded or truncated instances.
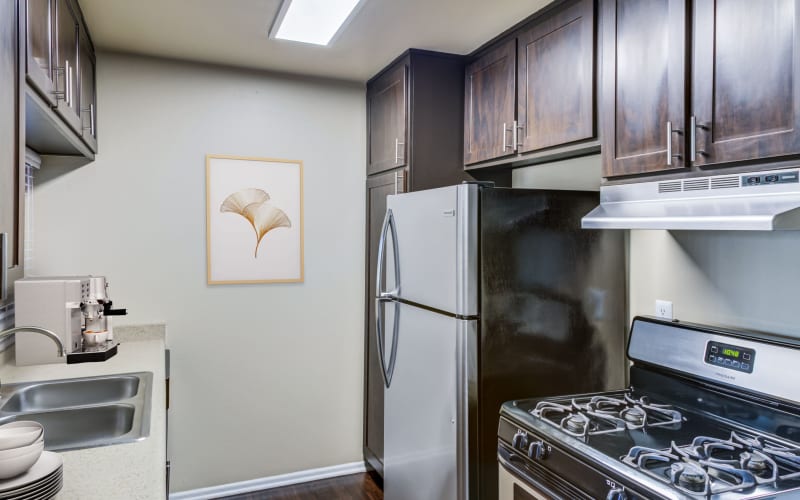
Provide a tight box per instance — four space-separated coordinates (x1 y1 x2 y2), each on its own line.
629 230 800 338
31 53 366 492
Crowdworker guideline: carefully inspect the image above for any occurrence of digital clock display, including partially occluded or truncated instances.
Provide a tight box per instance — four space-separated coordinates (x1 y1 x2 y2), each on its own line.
705 341 755 374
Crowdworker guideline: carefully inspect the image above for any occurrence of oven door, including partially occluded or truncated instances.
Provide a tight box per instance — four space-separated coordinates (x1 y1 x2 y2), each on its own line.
498 459 551 500
498 442 593 500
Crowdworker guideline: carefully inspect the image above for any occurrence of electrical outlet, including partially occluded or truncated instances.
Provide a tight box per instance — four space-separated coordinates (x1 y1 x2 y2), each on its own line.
655 300 673 320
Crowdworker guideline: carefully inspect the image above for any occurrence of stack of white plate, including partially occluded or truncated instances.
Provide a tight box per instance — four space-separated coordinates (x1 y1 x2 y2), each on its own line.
0 422 62 499
0 452 63 499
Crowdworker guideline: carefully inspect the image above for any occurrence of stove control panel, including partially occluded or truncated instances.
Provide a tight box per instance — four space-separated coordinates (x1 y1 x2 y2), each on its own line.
705 341 755 373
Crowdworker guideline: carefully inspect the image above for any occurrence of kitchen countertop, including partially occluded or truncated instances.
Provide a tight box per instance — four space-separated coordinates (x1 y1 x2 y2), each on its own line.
0 325 167 500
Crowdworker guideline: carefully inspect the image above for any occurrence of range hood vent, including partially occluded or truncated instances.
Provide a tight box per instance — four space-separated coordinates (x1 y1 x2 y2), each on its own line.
582 168 800 230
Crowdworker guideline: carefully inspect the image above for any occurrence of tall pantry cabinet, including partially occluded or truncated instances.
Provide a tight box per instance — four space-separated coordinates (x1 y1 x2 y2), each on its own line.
363 49 471 478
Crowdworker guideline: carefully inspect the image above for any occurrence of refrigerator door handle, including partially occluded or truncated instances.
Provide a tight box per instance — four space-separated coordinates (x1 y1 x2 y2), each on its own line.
385 301 400 388
376 209 401 299
375 298 391 387
375 297 400 388
376 209 401 388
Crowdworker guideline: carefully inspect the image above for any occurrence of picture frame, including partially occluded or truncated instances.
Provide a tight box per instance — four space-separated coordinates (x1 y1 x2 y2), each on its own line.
206 154 304 284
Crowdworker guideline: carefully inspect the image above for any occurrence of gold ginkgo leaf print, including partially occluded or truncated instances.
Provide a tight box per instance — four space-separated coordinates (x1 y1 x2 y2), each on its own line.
220 188 292 258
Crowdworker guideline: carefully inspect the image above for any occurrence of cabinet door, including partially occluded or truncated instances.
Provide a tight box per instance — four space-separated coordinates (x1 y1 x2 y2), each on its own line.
464 38 516 165
79 28 96 152
517 0 595 153
692 0 800 166
26 0 57 106
1 0 23 305
600 0 687 177
367 63 408 176
53 0 80 134
364 168 407 476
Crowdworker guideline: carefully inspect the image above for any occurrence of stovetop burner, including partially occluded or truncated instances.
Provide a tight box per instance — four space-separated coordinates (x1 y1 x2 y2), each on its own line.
621 431 800 496
530 391 683 438
503 386 800 499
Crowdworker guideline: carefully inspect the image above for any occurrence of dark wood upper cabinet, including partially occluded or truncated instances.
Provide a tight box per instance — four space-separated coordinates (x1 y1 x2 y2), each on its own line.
53 0 81 134
22 0 98 159
367 50 471 190
517 0 594 153
25 0 57 106
367 62 407 176
78 26 96 152
691 0 800 166
601 0 687 178
603 0 800 178
464 0 599 169
464 39 516 165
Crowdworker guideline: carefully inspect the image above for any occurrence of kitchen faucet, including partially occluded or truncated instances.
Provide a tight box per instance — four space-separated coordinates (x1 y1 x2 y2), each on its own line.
0 327 66 397
0 327 65 357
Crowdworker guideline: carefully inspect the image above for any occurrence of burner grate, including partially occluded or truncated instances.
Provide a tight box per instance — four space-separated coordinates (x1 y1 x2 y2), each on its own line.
530 392 682 438
621 431 800 496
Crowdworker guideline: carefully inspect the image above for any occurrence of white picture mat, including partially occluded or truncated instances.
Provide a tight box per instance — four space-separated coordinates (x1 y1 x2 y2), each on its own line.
207 156 303 283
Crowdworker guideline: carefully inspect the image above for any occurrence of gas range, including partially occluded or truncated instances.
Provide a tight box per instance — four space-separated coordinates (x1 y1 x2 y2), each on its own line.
497 317 800 500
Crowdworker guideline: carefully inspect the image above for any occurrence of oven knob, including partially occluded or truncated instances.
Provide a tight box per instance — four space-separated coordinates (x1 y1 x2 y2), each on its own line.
511 431 528 450
606 488 627 500
527 441 548 460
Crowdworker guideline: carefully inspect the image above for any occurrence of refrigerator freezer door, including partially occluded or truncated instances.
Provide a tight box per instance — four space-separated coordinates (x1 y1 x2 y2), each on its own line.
384 303 475 500
386 185 478 317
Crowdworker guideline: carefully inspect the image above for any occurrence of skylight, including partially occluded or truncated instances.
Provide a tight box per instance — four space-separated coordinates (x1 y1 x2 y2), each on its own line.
270 0 363 46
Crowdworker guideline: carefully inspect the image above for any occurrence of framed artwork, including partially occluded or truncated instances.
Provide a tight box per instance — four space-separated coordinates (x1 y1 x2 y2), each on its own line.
206 154 304 284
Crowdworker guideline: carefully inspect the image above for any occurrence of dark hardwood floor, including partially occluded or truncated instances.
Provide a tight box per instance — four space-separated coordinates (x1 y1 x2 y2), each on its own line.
219 473 382 500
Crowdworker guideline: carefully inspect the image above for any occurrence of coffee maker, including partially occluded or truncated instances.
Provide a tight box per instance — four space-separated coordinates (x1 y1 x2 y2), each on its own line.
14 276 128 365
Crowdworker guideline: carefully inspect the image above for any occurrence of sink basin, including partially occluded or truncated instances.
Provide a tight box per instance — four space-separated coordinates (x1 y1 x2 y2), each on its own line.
0 372 152 451
19 405 135 450
1 375 139 412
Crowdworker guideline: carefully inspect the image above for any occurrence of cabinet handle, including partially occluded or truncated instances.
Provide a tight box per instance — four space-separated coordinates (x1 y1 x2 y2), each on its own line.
394 138 405 165
0 233 7 302
502 123 510 151
690 116 708 162
52 66 66 100
82 104 96 136
66 61 72 107
394 170 405 194
666 121 682 166
514 120 522 149
66 62 70 107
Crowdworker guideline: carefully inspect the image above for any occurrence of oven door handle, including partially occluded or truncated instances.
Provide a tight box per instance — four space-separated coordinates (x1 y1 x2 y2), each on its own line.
498 444 566 500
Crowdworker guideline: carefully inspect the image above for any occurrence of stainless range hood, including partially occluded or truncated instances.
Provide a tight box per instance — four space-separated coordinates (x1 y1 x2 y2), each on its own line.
582 168 800 230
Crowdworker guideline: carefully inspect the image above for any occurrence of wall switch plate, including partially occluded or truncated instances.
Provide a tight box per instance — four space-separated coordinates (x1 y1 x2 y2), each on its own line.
655 300 673 320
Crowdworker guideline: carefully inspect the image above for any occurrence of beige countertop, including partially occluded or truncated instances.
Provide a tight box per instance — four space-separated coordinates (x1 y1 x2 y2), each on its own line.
0 325 167 500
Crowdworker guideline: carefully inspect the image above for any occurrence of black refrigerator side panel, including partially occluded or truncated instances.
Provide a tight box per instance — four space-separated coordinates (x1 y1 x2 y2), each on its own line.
477 188 627 500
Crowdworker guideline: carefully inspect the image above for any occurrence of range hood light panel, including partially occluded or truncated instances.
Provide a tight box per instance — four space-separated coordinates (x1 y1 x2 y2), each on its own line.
270 0 362 46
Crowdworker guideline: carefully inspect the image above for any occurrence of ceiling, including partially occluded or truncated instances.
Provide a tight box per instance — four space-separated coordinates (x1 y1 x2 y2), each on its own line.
79 0 555 82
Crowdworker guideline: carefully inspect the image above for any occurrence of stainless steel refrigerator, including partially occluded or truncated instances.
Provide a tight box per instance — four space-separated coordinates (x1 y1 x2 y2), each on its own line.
375 184 626 500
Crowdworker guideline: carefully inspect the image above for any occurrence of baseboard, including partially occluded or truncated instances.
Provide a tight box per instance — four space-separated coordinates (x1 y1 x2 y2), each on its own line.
169 461 367 500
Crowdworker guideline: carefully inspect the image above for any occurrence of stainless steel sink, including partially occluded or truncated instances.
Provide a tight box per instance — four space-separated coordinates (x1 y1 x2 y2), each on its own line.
1 375 140 412
0 372 152 451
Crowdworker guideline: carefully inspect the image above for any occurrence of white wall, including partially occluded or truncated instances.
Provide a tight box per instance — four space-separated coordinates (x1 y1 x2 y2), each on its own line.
32 53 366 492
